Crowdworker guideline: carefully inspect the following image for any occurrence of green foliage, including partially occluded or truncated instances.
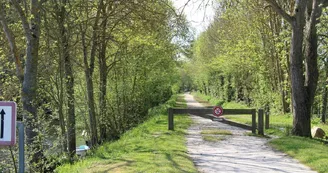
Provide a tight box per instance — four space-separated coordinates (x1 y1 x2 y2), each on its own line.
193 91 249 109
192 92 225 106
0 0 191 169
173 94 187 108
55 96 197 173
184 0 295 114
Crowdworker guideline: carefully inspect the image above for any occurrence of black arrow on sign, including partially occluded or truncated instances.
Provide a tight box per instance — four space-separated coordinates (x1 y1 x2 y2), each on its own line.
0 109 4 139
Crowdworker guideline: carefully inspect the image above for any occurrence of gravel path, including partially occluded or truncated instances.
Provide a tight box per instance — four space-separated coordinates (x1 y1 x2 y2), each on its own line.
185 94 317 173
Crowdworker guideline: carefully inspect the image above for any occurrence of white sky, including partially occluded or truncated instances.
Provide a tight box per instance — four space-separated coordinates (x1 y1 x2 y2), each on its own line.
172 0 215 37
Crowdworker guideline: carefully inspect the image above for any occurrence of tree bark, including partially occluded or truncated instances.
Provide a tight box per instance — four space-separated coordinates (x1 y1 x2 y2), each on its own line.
322 84 327 123
289 0 312 137
57 0 76 160
82 33 98 147
98 0 107 142
79 0 103 146
321 61 328 123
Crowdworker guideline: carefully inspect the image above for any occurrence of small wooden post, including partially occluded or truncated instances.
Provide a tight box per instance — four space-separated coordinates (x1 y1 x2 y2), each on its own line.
265 111 269 129
251 109 256 134
168 108 174 130
258 109 264 135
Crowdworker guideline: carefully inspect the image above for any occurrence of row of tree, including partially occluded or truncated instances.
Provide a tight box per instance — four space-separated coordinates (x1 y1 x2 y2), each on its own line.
0 0 188 171
184 0 328 137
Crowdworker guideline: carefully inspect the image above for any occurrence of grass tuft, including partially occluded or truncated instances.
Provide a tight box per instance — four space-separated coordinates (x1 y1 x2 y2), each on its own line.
201 129 232 135
201 128 232 142
202 135 226 142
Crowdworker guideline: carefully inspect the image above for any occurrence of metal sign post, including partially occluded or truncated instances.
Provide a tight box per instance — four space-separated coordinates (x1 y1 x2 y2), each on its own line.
17 121 25 173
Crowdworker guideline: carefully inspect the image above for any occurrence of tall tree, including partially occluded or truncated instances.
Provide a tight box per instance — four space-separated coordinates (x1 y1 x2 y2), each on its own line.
54 0 76 160
6 0 45 168
79 0 101 147
264 0 327 136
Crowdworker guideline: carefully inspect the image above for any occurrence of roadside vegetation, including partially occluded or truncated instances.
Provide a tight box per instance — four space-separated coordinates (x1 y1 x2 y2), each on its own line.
193 92 328 173
0 1 190 171
55 95 197 173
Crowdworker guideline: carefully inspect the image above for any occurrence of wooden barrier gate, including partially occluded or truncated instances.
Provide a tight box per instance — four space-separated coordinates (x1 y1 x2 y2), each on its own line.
168 107 266 135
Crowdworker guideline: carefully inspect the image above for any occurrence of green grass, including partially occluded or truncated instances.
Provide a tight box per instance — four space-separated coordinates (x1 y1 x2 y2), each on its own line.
192 92 221 106
192 92 250 109
202 135 226 142
174 94 187 108
223 115 253 125
55 95 197 173
201 129 232 135
270 137 328 173
201 129 232 142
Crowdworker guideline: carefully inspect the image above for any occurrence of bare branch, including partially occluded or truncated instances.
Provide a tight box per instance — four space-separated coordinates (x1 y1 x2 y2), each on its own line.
264 0 293 24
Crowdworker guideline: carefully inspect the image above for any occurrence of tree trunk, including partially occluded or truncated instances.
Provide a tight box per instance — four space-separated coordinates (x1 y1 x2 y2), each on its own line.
98 0 109 142
83 56 98 147
2 0 44 168
289 1 311 137
321 61 328 123
13 0 45 168
82 31 98 147
64 48 75 160
57 41 67 152
80 1 103 146
265 0 322 137
322 86 327 123
57 0 76 160
291 0 322 137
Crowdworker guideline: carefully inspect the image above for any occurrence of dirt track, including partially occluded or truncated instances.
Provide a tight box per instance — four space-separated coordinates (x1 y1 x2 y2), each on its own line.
184 94 316 173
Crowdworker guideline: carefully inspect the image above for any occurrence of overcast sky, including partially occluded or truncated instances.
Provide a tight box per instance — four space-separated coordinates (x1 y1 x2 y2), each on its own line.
172 0 215 36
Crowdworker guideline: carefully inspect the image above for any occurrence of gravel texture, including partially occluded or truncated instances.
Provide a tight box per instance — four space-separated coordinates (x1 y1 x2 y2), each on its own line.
184 94 317 173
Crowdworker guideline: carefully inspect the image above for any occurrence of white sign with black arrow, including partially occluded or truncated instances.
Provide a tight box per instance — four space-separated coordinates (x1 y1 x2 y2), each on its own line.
0 101 17 146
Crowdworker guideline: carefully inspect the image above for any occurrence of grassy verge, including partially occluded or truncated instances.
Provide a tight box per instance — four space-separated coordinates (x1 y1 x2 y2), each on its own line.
56 94 197 173
174 94 187 108
270 137 328 173
192 92 328 173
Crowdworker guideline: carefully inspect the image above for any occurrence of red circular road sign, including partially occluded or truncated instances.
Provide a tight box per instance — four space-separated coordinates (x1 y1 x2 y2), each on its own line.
213 106 223 117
